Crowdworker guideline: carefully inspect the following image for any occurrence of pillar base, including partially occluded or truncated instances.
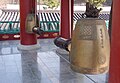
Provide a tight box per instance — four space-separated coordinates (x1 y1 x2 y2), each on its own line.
17 43 40 51
56 48 69 55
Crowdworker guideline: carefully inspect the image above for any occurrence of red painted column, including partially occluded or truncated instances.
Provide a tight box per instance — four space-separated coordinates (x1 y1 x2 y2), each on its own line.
60 0 73 39
109 0 120 83
20 0 37 45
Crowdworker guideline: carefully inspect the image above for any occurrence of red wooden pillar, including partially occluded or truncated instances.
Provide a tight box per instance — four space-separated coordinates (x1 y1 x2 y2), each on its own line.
109 0 120 83
60 0 73 39
18 0 40 50
20 0 37 45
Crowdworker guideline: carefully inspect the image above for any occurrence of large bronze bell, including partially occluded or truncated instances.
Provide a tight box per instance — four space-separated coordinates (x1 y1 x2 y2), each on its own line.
70 18 110 74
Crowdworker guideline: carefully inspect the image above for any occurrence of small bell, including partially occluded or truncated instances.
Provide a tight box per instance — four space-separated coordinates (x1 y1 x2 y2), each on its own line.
25 14 43 35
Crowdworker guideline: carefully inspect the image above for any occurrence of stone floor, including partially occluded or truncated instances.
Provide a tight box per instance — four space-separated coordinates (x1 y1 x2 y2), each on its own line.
0 39 108 83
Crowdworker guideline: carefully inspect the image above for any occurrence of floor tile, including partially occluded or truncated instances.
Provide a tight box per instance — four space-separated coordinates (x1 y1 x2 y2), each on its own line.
0 39 108 83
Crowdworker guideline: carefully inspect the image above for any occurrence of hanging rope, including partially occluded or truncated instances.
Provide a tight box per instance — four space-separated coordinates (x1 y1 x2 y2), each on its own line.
38 0 41 28
34 0 37 27
35 0 41 29
108 2 113 42
32 0 44 35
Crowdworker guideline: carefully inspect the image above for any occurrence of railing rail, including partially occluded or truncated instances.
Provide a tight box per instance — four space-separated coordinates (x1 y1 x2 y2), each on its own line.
0 21 59 34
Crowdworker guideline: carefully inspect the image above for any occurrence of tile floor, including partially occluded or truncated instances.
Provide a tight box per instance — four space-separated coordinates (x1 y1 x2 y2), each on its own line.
0 39 108 83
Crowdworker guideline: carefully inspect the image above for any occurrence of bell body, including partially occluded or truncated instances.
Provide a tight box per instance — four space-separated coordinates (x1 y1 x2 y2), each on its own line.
26 14 39 33
70 18 110 74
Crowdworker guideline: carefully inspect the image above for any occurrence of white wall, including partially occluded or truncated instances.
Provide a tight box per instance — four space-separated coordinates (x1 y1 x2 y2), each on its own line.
6 4 111 13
